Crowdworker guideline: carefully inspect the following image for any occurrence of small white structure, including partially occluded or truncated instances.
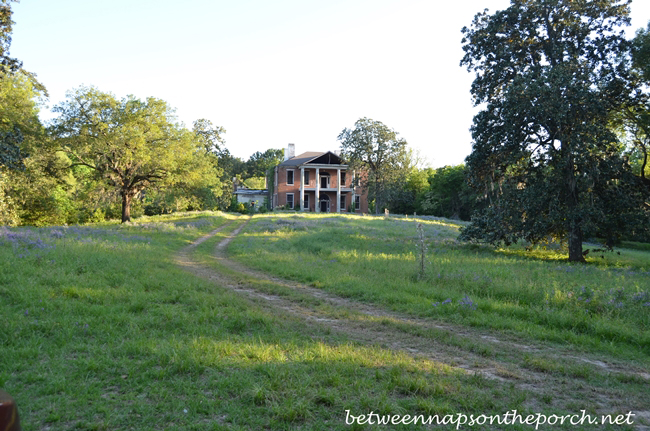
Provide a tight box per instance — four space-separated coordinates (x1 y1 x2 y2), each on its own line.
234 188 267 209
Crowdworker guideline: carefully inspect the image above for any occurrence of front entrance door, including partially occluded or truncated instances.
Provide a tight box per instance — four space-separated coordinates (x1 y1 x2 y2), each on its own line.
319 194 330 213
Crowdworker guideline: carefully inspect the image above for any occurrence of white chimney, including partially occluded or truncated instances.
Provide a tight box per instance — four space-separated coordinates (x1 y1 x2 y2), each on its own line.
285 143 295 161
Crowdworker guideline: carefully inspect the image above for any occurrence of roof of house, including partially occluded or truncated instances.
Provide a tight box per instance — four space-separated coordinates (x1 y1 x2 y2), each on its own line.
278 151 345 167
234 189 267 195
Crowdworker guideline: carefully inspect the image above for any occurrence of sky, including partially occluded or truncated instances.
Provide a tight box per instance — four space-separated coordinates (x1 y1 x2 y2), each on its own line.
10 0 650 168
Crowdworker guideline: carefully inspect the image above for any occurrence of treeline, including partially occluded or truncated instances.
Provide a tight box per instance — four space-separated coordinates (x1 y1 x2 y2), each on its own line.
383 164 477 221
337 118 478 220
1 0 290 225
0 77 281 225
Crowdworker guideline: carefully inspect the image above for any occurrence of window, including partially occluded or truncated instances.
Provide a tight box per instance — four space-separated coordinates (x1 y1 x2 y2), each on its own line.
287 169 294 185
303 170 309 185
340 172 346 187
354 195 360 211
340 195 345 211
286 193 294 209
320 175 329 189
303 194 309 210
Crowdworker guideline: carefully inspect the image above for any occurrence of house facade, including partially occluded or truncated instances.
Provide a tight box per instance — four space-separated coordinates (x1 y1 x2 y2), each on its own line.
272 144 368 213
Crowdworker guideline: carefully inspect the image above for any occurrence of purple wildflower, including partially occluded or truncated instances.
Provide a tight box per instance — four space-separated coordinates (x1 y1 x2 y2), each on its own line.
459 295 477 311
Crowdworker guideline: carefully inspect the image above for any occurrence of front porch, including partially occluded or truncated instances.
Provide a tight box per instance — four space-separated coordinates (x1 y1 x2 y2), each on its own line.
298 164 353 213
299 190 352 213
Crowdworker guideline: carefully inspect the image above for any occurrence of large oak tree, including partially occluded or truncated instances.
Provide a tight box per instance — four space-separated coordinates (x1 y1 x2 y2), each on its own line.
51 87 218 222
338 118 408 215
459 0 640 262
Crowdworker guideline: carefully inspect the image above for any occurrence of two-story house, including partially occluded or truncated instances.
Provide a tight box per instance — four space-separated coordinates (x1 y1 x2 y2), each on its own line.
272 144 368 213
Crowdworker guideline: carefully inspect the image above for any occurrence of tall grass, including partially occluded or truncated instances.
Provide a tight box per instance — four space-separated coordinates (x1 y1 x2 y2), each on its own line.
229 214 650 361
1 213 531 430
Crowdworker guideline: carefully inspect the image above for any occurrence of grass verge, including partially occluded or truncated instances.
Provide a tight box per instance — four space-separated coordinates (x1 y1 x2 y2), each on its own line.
1 212 542 430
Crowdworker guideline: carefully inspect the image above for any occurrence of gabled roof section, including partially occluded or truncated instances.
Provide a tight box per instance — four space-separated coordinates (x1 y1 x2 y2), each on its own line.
234 189 267 195
279 152 323 167
278 151 345 167
308 151 343 165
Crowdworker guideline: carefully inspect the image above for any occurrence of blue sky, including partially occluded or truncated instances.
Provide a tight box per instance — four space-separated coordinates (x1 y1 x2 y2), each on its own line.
10 0 650 167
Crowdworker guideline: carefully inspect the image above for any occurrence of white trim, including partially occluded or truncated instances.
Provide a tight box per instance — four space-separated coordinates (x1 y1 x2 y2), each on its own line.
286 169 294 185
296 163 348 169
354 194 360 211
319 193 330 213
336 168 341 213
286 193 294 209
315 168 320 212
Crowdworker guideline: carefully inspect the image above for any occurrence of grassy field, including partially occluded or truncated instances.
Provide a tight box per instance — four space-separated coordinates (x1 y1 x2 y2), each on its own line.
1 211 648 430
229 214 650 361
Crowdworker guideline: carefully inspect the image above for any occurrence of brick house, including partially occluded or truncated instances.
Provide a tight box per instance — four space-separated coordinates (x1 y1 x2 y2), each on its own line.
272 144 368 213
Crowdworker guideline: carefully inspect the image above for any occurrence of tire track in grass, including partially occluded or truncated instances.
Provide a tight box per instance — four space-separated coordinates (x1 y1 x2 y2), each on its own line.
176 216 650 421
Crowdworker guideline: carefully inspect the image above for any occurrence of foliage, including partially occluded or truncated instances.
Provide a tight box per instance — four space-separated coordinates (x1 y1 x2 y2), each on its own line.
192 118 225 154
193 119 278 210
0 68 43 171
459 0 642 262
0 171 17 224
419 165 477 220
0 0 20 72
245 148 283 179
631 21 650 81
615 22 650 206
338 118 408 214
0 69 56 225
234 202 247 213
191 118 237 211
242 176 265 190
193 119 253 211
265 167 274 210
380 149 428 215
50 87 219 222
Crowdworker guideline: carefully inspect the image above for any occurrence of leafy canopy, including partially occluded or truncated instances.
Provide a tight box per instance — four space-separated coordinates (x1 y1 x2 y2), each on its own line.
51 87 219 222
338 118 408 214
459 0 640 261
0 0 20 72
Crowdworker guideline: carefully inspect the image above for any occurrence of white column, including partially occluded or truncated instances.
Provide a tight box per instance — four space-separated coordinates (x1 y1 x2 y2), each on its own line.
336 168 341 213
315 167 320 213
300 166 304 211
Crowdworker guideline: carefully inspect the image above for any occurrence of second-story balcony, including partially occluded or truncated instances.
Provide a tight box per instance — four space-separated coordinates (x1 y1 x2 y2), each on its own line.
303 186 355 192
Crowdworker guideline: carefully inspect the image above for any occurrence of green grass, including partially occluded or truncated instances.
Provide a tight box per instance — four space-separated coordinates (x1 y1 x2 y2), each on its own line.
1 212 542 430
228 213 650 362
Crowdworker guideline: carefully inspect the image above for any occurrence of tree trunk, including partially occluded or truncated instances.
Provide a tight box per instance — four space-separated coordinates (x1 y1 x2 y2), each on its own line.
565 154 585 263
375 176 381 215
121 191 132 223
567 220 585 262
